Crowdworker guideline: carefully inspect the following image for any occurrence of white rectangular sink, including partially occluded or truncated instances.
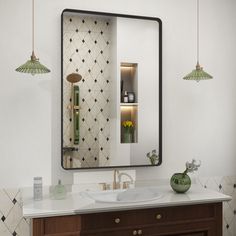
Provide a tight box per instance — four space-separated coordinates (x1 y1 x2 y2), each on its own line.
80 186 162 203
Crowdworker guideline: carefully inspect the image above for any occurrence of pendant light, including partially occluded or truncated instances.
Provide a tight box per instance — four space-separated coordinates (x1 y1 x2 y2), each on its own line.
15 0 50 75
183 0 212 82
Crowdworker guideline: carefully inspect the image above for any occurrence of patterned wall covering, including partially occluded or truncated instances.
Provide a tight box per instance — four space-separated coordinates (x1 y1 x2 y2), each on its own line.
196 176 236 236
0 189 29 236
63 14 112 168
0 177 235 236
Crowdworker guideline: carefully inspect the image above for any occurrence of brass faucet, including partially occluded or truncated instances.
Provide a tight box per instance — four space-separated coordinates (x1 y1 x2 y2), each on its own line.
113 170 134 190
113 169 120 189
118 172 134 189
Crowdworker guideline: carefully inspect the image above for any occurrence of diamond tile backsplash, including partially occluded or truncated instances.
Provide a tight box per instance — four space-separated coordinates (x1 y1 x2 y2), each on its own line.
0 189 29 236
196 176 236 236
63 14 112 168
0 177 235 235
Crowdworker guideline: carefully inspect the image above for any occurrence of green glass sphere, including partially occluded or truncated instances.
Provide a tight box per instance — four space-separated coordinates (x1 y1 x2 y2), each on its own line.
170 173 191 193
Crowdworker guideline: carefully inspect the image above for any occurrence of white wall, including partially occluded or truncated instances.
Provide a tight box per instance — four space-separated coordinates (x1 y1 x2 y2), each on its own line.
0 0 236 188
116 18 159 165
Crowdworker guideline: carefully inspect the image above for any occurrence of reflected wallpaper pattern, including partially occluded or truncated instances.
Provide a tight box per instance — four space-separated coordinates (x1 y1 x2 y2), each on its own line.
63 15 112 168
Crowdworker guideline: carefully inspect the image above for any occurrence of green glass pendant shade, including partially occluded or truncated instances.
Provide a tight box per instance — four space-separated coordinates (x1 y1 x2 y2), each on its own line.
16 0 50 75
16 51 50 75
183 0 213 82
183 62 213 82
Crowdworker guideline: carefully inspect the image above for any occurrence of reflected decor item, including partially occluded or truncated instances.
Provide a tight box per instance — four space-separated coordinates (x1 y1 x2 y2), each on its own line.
66 73 82 145
170 159 201 193
183 0 213 82
16 0 50 75
123 131 132 143
123 91 129 103
146 149 159 165
122 120 134 143
128 92 135 103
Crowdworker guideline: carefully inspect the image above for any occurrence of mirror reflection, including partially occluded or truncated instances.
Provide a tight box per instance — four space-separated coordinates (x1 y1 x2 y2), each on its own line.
62 10 162 169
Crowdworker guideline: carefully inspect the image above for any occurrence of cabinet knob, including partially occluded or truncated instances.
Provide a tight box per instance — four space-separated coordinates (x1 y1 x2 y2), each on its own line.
138 229 142 235
114 218 120 224
156 214 162 220
133 230 137 235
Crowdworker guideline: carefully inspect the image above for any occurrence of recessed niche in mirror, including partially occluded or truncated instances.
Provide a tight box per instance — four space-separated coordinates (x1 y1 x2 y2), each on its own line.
61 9 162 169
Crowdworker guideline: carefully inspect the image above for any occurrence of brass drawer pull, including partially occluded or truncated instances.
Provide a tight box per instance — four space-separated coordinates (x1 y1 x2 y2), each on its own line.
133 230 137 235
138 229 142 235
114 218 120 224
156 214 162 220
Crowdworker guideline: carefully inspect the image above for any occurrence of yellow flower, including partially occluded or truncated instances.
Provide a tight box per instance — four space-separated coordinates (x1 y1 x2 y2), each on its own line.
122 120 134 128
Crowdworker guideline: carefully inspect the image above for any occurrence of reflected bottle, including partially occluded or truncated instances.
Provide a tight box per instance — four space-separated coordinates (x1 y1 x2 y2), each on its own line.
123 91 128 103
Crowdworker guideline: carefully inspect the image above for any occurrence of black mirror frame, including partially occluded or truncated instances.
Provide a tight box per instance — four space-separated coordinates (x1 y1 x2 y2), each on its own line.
61 9 162 170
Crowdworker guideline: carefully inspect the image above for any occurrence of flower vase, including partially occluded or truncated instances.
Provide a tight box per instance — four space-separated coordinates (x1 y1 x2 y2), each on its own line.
170 173 191 193
123 130 132 143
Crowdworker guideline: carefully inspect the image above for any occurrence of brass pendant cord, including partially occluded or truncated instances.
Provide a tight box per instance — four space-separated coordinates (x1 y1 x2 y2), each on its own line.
197 0 199 65
31 0 36 59
32 0 35 53
182 0 213 81
15 0 50 75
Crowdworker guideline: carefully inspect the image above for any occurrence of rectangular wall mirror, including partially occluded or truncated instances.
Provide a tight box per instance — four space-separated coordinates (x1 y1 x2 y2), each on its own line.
61 9 162 169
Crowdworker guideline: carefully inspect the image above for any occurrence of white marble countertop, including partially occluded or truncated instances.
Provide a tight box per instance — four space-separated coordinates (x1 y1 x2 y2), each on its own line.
22 183 231 218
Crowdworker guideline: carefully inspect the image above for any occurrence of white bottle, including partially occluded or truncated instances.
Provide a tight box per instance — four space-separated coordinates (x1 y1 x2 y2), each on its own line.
34 177 43 201
123 91 128 103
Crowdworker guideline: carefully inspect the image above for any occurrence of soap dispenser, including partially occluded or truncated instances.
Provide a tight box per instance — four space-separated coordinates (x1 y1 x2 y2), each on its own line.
53 180 67 200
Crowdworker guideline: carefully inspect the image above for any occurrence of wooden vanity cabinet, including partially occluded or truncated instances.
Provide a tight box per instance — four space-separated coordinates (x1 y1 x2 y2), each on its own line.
32 203 222 236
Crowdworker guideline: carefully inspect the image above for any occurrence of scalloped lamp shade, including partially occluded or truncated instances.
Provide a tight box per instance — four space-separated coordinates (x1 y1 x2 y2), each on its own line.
183 63 213 82
16 52 50 75
15 0 50 76
183 0 213 82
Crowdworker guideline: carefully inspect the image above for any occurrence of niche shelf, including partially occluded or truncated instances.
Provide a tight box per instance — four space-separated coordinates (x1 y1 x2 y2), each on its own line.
120 103 138 106
120 62 138 143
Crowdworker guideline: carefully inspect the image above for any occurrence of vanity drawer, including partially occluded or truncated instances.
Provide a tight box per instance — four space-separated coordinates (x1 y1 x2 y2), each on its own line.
81 221 214 236
42 215 81 235
136 203 216 225
80 203 218 230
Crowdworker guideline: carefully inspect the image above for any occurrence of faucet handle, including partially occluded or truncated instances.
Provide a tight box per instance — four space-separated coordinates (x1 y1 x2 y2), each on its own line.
106 183 111 190
99 183 107 191
123 181 131 189
99 183 111 191
113 182 120 190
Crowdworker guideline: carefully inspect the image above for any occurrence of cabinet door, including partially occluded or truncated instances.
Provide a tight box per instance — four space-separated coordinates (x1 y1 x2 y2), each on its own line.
145 222 214 236
33 216 81 236
80 230 209 236
178 233 207 236
80 227 211 236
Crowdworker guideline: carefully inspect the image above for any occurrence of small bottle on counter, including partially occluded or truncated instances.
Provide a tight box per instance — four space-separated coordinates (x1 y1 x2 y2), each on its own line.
33 177 43 201
53 179 67 200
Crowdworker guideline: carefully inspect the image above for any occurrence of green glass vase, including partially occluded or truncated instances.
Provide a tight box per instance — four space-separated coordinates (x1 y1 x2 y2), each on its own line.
123 130 132 143
170 173 191 193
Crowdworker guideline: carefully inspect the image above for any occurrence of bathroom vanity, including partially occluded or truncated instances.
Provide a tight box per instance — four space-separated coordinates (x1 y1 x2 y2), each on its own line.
33 203 221 236
23 185 230 236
